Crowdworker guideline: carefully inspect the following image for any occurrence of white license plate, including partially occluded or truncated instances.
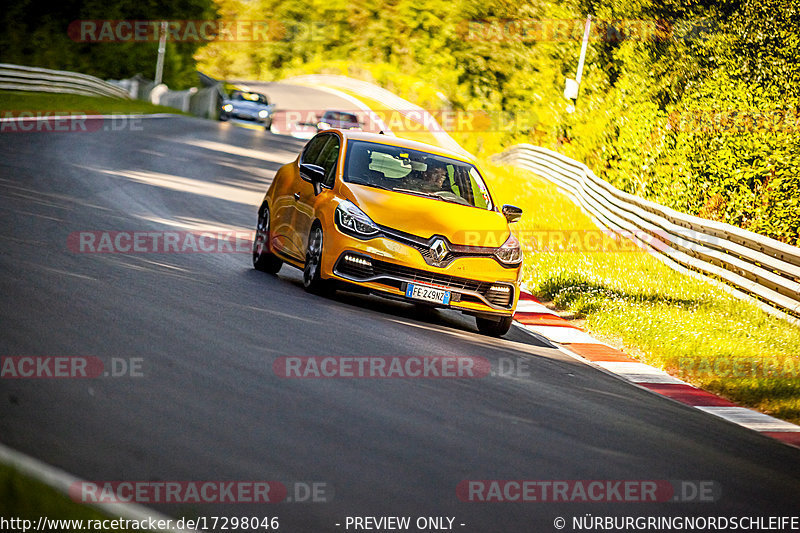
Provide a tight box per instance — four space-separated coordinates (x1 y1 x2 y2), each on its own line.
405 283 451 305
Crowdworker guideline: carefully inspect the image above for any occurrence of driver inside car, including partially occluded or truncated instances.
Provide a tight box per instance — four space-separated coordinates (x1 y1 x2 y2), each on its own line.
406 164 449 193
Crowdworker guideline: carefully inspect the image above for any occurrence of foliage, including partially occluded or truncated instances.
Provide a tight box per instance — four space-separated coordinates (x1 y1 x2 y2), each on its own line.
197 0 800 244
0 0 218 89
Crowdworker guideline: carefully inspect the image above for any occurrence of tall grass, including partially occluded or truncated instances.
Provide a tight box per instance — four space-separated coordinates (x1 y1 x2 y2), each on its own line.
486 162 800 424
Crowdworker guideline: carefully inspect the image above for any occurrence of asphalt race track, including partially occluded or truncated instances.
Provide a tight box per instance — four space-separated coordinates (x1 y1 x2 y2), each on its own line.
1 84 799 531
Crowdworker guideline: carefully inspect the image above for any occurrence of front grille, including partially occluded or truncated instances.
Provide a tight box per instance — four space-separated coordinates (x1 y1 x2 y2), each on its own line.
371 259 491 293
377 225 497 268
334 253 514 309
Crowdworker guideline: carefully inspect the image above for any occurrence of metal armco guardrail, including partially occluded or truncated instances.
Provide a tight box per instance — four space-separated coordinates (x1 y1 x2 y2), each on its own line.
0 63 131 99
492 144 800 324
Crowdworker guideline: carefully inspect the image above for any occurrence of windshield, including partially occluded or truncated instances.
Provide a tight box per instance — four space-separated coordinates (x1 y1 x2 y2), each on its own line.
344 140 493 210
231 91 268 104
324 111 359 124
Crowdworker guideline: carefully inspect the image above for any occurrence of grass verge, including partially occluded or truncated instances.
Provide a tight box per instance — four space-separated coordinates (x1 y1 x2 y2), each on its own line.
0 91 185 115
486 162 800 425
0 463 147 532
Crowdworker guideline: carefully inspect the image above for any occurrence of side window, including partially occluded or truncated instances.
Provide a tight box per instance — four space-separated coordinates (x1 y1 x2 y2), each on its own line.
301 135 327 165
316 136 341 188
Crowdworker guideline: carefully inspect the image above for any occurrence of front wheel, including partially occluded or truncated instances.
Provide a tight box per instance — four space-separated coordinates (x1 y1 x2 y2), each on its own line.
475 315 513 337
303 225 332 295
253 205 282 274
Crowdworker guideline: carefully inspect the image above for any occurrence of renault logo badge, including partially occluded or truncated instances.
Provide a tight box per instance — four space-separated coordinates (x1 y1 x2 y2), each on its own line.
429 238 449 263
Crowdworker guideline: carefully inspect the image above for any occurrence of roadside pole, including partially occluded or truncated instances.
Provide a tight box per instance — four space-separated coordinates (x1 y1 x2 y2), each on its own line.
154 21 168 86
564 15 592 112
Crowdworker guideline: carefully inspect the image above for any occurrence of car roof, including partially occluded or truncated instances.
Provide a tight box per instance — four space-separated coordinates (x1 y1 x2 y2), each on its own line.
337 130 476 164
324 110 357 117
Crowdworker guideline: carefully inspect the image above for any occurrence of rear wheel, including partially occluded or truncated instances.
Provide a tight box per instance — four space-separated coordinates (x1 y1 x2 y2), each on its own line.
253 205 282 274
476 315 513 337
303 225 332 295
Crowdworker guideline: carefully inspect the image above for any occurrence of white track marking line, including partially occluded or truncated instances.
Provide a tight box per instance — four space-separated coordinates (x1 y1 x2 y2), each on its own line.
594 362 688 384
523 325 606 345
695 407 800 432
514 300 559 315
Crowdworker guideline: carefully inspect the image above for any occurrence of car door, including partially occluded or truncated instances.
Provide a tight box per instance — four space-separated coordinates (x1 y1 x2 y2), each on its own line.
293 133 341 255
268 162 304 261
275 134 327 261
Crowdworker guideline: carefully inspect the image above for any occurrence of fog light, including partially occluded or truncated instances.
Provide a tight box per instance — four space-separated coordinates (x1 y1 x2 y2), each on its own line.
486 284 513 307
344 254 372 267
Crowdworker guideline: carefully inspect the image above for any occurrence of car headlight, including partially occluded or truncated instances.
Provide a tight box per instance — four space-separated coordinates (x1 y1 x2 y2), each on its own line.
222 104 233 112
258 110 269 118
335 200 380 238
495 233 522 265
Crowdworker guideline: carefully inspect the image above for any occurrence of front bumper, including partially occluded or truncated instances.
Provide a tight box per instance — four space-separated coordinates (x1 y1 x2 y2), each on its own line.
321 232 520 317
222 109 271 124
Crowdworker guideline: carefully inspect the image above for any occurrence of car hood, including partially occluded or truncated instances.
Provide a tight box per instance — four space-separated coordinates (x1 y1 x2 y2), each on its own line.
343 183 510 247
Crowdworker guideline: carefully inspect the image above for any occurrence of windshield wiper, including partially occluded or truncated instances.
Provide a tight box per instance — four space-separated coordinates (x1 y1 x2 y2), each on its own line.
390 188 445 201
435 194 472 207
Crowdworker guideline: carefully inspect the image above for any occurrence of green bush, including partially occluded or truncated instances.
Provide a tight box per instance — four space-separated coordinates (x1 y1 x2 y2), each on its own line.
0 0 218 89
195 0 800 245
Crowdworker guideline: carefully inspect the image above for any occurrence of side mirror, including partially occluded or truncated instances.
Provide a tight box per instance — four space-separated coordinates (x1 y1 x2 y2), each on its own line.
502 204 523 223
300 163 325 184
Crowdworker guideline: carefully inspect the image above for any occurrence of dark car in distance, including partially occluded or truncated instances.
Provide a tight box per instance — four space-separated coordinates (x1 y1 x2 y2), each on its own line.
316 110 362 132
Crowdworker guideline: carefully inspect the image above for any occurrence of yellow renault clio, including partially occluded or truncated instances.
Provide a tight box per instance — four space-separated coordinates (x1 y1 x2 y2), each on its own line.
252 130 523 336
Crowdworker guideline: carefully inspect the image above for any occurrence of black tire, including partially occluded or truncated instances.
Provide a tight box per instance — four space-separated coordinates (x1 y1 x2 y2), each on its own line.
253 205 282 274
476 315 513 337
303 224 332 295
263 118 273 131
